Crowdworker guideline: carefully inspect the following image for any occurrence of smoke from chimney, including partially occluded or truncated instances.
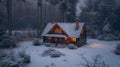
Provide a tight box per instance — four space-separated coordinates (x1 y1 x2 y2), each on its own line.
76 0 87 17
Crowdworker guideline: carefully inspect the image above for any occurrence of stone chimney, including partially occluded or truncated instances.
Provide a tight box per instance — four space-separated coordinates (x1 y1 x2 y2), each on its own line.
75 18 79 30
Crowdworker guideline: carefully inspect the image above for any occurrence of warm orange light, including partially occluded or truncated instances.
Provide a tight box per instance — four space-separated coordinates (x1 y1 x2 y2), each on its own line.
60 38 62 42
55 38 58 42
64 37 68 41
55 28 62 34
48 37 52 40
71 38 76 42
47 37 52 42
64 37 70 44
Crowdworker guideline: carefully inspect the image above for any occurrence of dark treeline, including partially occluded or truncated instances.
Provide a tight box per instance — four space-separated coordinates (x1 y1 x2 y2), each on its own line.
79 0 120 38
0 0 120 39
0 0 78 30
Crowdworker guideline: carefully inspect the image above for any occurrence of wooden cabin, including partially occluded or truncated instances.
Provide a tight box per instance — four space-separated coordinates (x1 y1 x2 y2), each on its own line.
41 21 86 47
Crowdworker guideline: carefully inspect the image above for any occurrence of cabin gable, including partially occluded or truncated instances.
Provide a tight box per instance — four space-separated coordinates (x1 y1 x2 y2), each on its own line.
47 24 68 36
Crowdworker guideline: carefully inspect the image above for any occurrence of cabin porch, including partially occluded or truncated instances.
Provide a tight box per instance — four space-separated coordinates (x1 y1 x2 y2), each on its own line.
43 36 78 44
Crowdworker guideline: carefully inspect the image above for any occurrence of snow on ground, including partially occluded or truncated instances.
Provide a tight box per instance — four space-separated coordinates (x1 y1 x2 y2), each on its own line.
14 39 120 67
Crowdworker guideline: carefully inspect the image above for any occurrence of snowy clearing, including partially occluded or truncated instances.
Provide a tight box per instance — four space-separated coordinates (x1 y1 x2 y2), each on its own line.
13 39 120 67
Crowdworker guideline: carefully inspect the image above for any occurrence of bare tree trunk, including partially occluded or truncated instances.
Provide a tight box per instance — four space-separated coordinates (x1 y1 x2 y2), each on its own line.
37 6 40 38
50 4 52 22
52 5 55 22
44 4 47 27
40 4 43 37
7 0 12 36
63 11 65 22
37 0 42 38
60 10 63 22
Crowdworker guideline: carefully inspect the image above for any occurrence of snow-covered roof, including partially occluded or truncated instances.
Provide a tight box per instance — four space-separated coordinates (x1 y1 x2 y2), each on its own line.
44 34 66 38
42 22 85 38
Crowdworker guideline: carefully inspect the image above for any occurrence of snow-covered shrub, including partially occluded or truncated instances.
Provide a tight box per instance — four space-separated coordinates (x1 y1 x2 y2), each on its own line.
0 52 19 67
42 49 65 58
0 58 19 67
19 50 26 58
116 44 120 50
42 49 55 57
50 51 61 58
0 60 10 67
115 44 120 55
115 50 120 55
0 50 30 67
0 51 7 58
103 23 111 34
0 24 16 48
80 54 109 67
18 50 31 63
33 39 41 46
23 55 30 63
68 44 77 49
118 34 120 40
9 62 19 67
0 36 16 48
98 34 119 41
45 43 51 47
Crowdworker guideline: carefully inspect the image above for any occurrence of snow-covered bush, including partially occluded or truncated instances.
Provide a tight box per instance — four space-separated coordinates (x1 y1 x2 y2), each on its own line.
19 50 26 58
18 50 31 63
50 51 62 58
33 39 41 46
9 62 19 67
0 51 7 58
42 49 55 57
115 50 120 55
98 34 119 41
45 43 51 47
0 58 19 67
0 24 16 48
80 54 109 67
0 50 30 67
0 51 19 67
5 36 16 47
116 44 120 50
68 44 77 49
42 49 65 58
0 36 16 48
23 55 30 63
115 44 120 55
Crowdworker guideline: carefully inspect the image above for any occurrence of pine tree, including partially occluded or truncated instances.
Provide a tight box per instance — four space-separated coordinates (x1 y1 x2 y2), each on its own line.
0 23 16 48
66 0 78 22
22 0 26 3
0 0 2 3
112 6 120 32
59 1 67 22
37 0 42 38
45 0 60 22
0 23 6 42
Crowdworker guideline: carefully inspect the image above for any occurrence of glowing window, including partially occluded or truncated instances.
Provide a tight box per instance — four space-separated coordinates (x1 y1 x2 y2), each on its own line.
48 37 52 40
64 37 70 44
64 37 68 41
71 38 76 42
55 28 62 34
